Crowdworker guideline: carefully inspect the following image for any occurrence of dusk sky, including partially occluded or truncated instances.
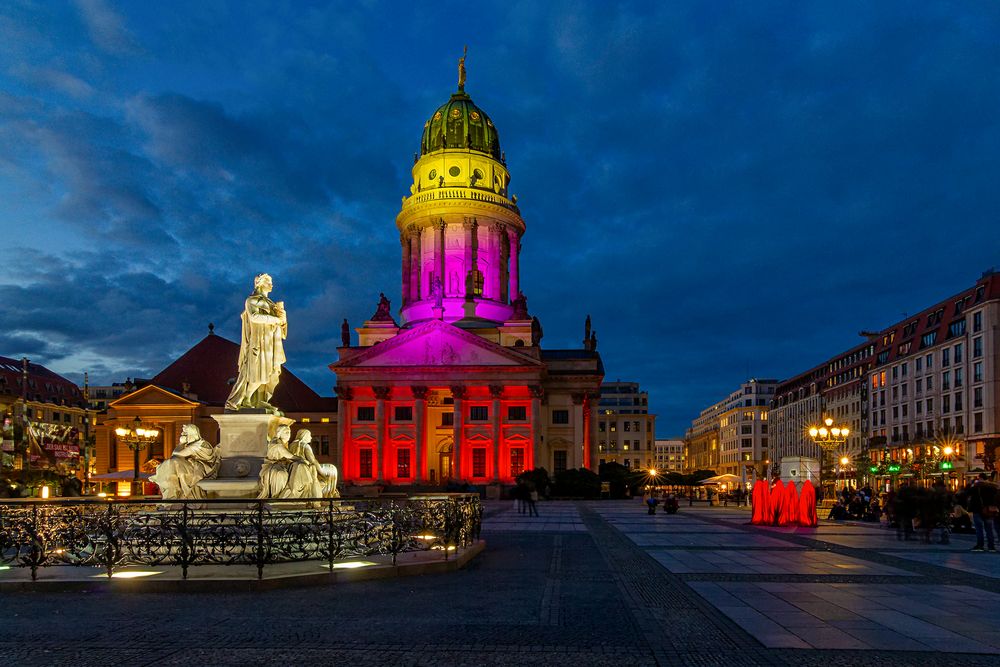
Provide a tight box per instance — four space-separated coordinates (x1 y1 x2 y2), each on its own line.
2 1 1000 435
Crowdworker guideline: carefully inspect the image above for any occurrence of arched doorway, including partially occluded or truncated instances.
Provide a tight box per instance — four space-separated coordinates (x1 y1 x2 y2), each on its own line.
434 439 453 486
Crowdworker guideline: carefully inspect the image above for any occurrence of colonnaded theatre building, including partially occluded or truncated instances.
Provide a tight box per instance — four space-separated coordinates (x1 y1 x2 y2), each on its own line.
332 72 604 488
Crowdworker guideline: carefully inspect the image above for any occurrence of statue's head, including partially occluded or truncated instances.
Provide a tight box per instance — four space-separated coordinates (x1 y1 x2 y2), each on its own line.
295 428 312 444
181 424 201 441
254 273 273 294
275 424 291 442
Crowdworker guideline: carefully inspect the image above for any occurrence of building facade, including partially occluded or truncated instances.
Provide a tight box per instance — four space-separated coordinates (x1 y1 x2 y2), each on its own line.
653 438 685 473
596 381 656 470
0 356 87 475
684 379 776 482
332 73 603 488
865 270 1000 481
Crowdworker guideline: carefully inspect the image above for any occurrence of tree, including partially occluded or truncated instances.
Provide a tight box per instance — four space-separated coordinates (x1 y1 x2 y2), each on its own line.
553 468 600 499
598 462 630 498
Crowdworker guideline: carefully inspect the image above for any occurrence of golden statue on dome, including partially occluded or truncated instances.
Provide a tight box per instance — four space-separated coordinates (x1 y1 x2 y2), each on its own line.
458 45 468 91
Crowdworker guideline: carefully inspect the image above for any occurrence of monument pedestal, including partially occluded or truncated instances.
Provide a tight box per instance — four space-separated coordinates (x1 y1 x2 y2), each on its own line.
196 412 293 499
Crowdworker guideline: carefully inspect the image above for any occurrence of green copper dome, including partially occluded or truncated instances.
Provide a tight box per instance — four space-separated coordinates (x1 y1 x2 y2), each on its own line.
420 91 502 161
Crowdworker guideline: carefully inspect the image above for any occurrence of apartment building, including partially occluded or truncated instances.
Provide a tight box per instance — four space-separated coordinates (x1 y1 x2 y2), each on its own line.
596 381 656 469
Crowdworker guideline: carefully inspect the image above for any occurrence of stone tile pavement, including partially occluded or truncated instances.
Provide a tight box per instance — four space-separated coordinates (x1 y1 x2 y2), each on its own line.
2 499 999 666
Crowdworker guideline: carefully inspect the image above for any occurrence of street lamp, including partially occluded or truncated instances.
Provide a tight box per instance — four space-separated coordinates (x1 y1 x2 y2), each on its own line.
114 416 159 497
808 417 850 499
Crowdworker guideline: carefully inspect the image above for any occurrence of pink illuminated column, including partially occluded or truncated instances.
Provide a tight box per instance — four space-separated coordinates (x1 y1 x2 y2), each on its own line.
400 232 410 304
408 226 421 303
374 386 390 482
529 385 543 471
412 386 428 483
490 385 502 481
463 217 478 297
507 228 520 301
451 385 467 480
495 223 509 302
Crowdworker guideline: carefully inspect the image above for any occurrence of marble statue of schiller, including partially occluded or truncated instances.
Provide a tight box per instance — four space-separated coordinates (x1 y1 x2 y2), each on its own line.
225 273 287 413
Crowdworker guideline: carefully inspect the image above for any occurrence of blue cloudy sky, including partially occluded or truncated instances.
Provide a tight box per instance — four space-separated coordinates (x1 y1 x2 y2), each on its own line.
1 1 999 435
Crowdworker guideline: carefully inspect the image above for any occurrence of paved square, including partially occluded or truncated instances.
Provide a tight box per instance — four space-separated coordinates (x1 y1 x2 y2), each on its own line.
3 500 1000 665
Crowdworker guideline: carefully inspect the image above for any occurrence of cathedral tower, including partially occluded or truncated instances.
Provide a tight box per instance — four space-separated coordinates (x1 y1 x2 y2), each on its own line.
396 65 525 329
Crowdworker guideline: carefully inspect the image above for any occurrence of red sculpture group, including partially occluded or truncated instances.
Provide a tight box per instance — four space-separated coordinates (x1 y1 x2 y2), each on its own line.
750 478 818 527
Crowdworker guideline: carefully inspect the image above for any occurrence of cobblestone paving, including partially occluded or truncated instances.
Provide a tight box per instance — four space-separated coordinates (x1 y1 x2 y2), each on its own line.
2 500 999 666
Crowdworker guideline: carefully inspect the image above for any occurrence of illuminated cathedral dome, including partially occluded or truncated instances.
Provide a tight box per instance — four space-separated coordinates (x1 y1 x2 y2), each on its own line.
420 90 502 160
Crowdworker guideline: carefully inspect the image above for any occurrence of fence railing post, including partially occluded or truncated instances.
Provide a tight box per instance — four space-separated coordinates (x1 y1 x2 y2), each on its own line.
255 500 265 580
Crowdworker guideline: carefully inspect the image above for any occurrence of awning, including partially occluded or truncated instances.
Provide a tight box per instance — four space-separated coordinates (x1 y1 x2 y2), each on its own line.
89 470 151 481
698 474 742 485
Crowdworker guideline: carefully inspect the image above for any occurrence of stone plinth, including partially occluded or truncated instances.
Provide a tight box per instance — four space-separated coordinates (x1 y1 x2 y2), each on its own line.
196 413 294 499
780 456 820 489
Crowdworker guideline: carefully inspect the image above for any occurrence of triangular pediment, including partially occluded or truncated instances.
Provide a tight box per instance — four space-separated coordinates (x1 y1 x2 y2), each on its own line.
110 384 201 408
504 433 531 443
333 319 543 369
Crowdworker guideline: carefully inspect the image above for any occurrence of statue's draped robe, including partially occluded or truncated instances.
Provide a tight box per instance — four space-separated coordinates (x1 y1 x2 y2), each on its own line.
226 294 286 410
799 480 818 527
258 440 295 499
285 440 324 498
150 438 220 499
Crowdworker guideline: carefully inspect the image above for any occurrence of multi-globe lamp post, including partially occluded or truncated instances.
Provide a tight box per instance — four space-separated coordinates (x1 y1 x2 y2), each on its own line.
808 417 850 499
113 416 159 497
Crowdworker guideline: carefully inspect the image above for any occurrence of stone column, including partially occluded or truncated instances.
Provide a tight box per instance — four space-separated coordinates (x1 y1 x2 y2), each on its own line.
451 385 467 480
400 231 410 305
495 223 509 303
529 385 544 471
335 385 352 479
490 385 503 481
409 226 421 301
588 393 600 471
507 228 520 301
572 393 585 470
412 386 428 483
373 386 390 482
463 217 478 297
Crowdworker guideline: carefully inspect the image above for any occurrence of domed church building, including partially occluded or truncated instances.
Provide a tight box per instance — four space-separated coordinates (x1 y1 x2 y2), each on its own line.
331 62 603 489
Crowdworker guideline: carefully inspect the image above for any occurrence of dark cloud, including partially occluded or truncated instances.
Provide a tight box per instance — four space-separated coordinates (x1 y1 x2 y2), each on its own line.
1 1 1000 434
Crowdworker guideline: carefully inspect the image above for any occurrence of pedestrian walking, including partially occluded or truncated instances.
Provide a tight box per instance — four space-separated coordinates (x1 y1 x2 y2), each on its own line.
968 473 998 552
526 483 539 517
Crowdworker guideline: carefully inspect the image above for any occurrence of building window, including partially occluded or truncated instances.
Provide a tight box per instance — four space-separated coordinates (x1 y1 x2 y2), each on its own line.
394 406 413 422
927 376 934 391
741 425 752 435
507 405 527 421
317 435 330 456
510 448 525 477
357 406 375 422
974 337 983 358
916 357 923 372
916 378 923 394
955 391 963 411
955 415 964 434
359 449 373 478
974 412 983 433
973 311 982 332
467 269 484 296
598 421 606 433
955 343 963 363
441 412 454 427
553 450 567 474
472 448 487 477
623 421 631 432
470 406 489 422
552 409 569 424
974 387 983 408
974 362 983 383
943 395 950 413
942 372 950 390
942 348 950 367
397 448 411 478
948 319 967 338
955 368 963 387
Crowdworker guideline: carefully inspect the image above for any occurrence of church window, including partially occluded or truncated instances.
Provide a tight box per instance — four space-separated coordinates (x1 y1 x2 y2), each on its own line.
552 409 569 424
470 406 489 421
394 406 413 422
357 406 375 422
359 450 373 478
510 448 525 477
441 412 454 427
468 269 484 296
472 448 487 477
428 169 437 180
397 449 411 478
553 451 567 474
507 406 526 421
449 166 460 177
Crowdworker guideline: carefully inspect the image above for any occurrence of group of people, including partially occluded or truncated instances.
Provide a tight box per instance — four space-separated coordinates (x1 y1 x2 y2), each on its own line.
512 479 540 516
827 474 999 551
749 478 819 527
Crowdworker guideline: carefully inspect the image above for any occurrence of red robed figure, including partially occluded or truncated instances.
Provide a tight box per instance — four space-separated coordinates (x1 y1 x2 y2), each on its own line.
798 479 818 527
769 479 785 525
783 480 799 526
751 480 769 524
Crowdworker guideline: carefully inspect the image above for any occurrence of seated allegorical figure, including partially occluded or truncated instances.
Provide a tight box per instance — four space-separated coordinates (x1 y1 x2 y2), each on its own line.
150 424 221 499
258 424 297 499
285 429 340 500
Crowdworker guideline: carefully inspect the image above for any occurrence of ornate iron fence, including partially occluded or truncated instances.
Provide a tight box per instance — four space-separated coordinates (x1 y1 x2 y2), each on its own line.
0 494 482 580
